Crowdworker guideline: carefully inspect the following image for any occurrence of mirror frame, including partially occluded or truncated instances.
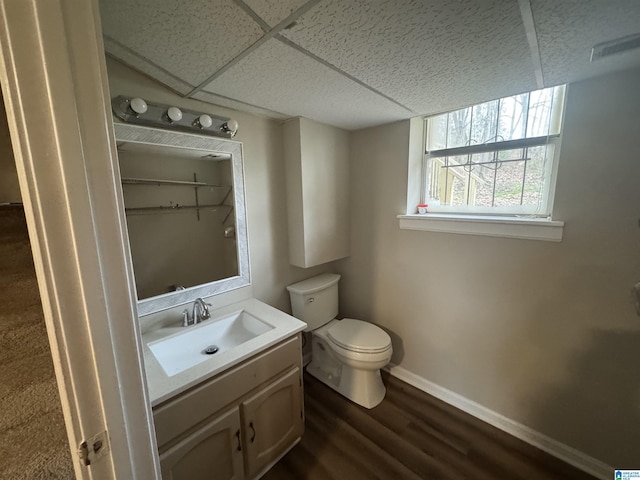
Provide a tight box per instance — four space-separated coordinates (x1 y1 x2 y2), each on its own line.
114 123 250 316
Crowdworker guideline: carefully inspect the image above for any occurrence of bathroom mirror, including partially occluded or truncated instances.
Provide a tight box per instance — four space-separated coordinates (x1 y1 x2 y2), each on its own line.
114 123 250 316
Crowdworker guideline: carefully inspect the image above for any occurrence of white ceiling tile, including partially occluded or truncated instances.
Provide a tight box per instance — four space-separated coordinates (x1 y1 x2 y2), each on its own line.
202 39 411 130
242 0 310 27
103 37 193 95
531 0 640 86
99 0 264 87
280 0 537 116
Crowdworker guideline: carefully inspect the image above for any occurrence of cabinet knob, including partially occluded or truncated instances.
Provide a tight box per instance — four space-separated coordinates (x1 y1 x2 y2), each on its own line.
249 421 256 443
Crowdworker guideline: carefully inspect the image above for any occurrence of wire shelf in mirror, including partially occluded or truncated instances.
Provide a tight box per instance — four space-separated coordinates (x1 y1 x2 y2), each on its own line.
121 177 229 189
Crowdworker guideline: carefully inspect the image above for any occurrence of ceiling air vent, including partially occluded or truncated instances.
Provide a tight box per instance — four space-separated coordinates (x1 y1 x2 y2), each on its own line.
591 33 640 62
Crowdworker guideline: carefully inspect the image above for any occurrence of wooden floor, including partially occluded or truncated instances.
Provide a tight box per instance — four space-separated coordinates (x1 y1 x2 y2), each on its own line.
263 372 596 480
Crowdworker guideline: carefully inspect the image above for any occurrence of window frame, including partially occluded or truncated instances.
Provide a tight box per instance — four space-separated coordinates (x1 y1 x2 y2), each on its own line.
421 85 566 218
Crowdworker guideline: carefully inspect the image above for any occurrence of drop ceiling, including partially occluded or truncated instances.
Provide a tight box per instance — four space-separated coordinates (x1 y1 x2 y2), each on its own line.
100 0 640 130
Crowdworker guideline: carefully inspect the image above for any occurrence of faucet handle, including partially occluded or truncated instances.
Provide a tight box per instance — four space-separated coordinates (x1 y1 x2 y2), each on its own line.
181 309 191 327
201 301 212 320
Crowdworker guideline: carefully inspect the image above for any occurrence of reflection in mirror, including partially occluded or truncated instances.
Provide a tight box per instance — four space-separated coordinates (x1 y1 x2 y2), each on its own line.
114 123 250 316
118 143 237 299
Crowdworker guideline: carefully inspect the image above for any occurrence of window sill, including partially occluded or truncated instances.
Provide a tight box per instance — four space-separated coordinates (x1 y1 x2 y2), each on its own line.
397 214 564 242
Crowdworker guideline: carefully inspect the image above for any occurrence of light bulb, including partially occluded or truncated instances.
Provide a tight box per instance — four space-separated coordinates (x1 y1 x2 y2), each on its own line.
221 118 239 137
226 119 238 134
167 107 183 123
198 114 213 129
129 97 147 115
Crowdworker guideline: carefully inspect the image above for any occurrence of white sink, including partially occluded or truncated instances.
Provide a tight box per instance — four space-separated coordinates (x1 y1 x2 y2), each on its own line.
148 310 274 377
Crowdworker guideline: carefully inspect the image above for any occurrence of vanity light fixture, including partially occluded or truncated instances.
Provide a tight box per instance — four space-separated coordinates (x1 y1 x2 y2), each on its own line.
111 96 239 139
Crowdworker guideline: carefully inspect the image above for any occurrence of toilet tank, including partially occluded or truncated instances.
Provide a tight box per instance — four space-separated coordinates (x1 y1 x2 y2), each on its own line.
286 273 341 331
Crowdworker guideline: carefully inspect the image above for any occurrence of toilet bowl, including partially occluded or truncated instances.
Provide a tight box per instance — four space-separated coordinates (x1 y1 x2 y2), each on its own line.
307 318 392 409
287 273 393 409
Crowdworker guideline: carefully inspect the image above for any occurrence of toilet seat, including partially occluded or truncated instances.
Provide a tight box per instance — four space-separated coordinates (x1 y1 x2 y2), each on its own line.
327 318 391 353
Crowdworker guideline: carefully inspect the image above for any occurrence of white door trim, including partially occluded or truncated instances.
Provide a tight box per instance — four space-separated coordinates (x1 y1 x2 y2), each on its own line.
0 1 160 478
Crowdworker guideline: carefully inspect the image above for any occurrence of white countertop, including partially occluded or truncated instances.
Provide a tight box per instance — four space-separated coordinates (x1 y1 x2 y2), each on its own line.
141 298 306 406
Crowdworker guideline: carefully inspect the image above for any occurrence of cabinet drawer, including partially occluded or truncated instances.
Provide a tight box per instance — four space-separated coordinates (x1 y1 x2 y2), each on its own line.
154 335 301 449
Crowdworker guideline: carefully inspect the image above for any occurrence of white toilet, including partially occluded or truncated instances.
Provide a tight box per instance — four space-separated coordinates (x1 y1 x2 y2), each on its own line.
287 273 392 409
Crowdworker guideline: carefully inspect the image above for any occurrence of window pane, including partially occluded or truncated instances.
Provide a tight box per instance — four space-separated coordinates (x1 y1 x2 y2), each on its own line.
427 157 445 202
431 155 469 205
471 100 499 144
447 108 472 149
494 160 525 206
549 86 565 135
450 177 466 205
498 93 528 142
526 88 553 137
497 148 526 161
448 165 470 206
522 145 552 209
474 162 496 207
471 151 494 166
427 113 448 151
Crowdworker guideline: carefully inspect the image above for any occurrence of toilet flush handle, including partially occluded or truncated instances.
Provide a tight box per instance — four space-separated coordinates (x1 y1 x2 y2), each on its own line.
307 297 314 303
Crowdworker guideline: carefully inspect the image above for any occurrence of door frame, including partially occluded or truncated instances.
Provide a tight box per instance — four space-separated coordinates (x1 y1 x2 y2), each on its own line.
0 1 159 478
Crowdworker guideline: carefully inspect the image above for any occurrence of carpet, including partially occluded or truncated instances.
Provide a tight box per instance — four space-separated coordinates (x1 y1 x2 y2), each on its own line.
0 206 74 479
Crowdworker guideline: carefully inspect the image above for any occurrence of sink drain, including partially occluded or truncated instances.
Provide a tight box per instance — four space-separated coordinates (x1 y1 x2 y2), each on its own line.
203 345 219 355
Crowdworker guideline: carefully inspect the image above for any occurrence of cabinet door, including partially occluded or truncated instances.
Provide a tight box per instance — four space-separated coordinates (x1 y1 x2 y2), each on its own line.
242 368 304 478
159 407 244 480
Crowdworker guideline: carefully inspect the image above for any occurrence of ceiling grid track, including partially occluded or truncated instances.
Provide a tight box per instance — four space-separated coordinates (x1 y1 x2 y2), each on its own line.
194 90 289 119
517 0 545 89
232 0 271 32
274 34 415 114
186 0 323 98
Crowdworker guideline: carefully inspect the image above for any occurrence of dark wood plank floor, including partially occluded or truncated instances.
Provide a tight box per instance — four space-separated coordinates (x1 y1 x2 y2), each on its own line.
263 372 597 480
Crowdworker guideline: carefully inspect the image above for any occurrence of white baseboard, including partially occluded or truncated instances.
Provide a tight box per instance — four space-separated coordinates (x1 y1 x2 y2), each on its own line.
385 365 613 480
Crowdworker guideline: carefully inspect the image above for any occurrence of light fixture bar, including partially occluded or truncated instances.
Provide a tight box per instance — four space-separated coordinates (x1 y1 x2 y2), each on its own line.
111 96 238 138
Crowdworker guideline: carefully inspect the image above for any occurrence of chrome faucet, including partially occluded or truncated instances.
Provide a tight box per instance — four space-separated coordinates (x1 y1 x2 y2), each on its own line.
193 298 211 323
181 298 212 327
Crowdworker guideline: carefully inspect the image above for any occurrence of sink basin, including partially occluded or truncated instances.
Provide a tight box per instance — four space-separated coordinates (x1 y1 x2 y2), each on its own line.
148 310 274 376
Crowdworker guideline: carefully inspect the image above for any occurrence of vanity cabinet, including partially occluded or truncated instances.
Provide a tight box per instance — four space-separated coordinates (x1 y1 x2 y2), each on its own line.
153 335 304 480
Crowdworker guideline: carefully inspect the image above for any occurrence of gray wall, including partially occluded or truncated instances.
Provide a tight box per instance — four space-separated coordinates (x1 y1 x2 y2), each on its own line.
106 57 337 311
337 67 640 467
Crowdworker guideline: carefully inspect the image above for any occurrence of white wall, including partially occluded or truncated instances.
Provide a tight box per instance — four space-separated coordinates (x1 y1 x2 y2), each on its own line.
337 67 640 467
106 57 339 311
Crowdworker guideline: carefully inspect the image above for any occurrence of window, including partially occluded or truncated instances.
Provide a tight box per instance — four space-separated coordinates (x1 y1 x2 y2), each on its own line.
424 85 566 216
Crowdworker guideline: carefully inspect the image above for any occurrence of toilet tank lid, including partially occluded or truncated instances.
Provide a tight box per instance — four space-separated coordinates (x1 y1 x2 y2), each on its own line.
286 273 341 295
